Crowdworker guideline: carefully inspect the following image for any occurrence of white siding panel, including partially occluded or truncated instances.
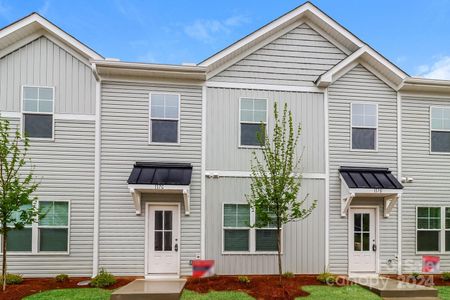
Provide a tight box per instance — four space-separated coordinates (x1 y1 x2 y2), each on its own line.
206 87 325 173
205 177 325 274
328 65 398 274
0 36 95 115
210 24 347 87
99 82 202 276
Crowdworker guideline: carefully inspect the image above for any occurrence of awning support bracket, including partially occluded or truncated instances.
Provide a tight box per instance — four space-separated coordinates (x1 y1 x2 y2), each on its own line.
384 194 399 218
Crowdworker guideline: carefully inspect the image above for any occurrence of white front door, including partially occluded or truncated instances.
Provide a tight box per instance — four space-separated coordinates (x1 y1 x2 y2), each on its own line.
148 204 179 276
349 208 377 273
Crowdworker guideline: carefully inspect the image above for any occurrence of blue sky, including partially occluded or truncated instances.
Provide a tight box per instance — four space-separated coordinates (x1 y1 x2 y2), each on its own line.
1 0 450 79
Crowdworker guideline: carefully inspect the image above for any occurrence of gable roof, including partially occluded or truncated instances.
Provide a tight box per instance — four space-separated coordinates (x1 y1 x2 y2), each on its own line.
315 46 408 90
0 12 103 61
199 1 408 88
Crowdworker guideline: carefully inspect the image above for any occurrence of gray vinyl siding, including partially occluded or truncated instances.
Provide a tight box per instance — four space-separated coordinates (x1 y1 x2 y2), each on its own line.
206 87 325 174
205 177 325 274
99 81 202 276
4 117 95 277
210 23 347 87
328 64 399 274
0 36 96 115
401 95 450 272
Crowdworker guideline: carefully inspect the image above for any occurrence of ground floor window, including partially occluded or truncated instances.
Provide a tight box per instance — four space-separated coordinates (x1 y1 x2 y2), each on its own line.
223 203 279 253
4 200 70 253
416 206 450 253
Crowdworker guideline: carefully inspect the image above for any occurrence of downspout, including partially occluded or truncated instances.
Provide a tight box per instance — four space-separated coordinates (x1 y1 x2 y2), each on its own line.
396 92 402 275
200 84 206 259
91 62 101 277
324 88 330 270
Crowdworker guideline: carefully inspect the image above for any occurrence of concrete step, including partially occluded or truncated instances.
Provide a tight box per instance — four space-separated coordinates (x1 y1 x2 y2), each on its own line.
350 277 438 298
111 278 186 300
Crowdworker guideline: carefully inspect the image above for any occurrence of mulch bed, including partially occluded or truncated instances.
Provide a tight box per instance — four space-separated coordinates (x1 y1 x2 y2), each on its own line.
0 277 135 300
185 275 350 300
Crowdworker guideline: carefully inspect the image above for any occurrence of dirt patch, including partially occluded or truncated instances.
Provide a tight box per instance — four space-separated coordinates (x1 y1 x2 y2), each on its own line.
185 275 350 300
0 276 135 300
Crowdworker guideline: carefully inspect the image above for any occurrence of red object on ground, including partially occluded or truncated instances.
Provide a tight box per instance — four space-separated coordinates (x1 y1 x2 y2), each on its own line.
0 277 135 300
185 275 350 300
423 256 440 273
192 260 215 278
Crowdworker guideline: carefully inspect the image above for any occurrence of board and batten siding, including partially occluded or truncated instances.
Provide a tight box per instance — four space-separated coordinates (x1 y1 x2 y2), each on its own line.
206 87 325 174
328 64 399 274
205 177 325 274
99 81 202 276
0 36 96 114
3 117 95 277
210 23 347 87
401 95 450 272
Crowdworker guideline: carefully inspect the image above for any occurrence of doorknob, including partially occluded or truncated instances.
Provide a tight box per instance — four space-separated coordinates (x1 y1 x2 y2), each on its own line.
372 244 377 252
175 244 178 252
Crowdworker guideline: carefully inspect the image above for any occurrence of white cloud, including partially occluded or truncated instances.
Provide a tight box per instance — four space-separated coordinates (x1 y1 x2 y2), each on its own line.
417 56 450 80
184 15 249 43
137 51 157 63
114 0 145 26
38 0 51 15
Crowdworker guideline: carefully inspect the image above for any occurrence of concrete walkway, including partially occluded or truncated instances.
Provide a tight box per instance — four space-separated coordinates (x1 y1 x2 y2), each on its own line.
111 278 186 300
350 277 438 299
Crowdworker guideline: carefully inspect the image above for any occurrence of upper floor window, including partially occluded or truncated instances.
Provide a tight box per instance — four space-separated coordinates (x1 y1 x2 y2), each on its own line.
431 106 450 153
22 86 54 139
239 98 267 147
351 103 377 150
150 93 180 144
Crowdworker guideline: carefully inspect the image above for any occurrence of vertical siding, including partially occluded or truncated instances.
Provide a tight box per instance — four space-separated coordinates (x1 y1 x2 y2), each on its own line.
206 87 325 173
99 82 202 276
210 23 347 87
0 36 96 114
205 177 325 274
401 95 450 272
328 64 399 274
4 118 95 277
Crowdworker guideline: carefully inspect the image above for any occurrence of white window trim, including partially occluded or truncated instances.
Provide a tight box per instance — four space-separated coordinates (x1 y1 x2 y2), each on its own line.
21 85 55 141
350 102 378 152
429 106 450 155
221 203 281 255
2 200 71 256
415 206 447 255
238 97 268 149
148 92 181 145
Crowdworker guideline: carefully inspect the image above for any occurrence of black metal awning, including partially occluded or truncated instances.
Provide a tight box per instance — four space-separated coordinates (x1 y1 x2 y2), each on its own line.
127 162 192 185
339 167 403 190
339 167 403 217
127 162 193 216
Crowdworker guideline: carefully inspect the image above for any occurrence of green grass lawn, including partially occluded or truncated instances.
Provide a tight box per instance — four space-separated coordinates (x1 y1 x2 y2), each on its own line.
437 286 450 300
301 285 381 299
24 288 112 300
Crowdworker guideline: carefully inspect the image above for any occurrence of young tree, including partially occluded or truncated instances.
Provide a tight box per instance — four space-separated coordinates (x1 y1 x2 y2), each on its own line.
246 102 317 282
0 119 39 291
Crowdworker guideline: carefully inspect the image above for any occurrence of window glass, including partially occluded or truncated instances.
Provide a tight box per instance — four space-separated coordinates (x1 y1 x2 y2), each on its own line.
150 94 180 143
417 231 440 252
22 87 53 113
417 207 441 252
224 230 249 251
223 204 250 252
6 228 32 252
431 131 450 153
240 98 267 146
241 123 265 146
431 107 450 130
351 103 377 150
255 230 277 251
39 201 69 252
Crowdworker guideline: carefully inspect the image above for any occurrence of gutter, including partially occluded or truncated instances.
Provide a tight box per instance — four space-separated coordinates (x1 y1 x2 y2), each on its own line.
91 62 101 277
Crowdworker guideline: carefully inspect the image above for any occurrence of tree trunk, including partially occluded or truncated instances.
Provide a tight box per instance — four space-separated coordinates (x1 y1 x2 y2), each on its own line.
277 226 282 284
2 230 6 292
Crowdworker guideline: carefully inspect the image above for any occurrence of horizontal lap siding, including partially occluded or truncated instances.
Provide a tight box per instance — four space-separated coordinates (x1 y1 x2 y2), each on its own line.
401 96 450 272
328 65 398 274
210 23 347 87
100 82 202 276
5 118 95 277
0 36 96 114
205 177 325 274
206 87 325 173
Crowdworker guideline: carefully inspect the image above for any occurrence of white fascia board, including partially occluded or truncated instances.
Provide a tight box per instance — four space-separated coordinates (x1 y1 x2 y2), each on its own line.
199 2 362 68
0 13 102 60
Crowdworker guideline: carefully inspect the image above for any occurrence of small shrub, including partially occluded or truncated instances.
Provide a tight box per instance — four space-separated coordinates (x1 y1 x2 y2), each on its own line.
442 272 450 281
411 272 422 280
317 272 336 284
283 272 295 278
90 268 116 288
0 273 23 285
238 276 251 284
55 274 69 282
